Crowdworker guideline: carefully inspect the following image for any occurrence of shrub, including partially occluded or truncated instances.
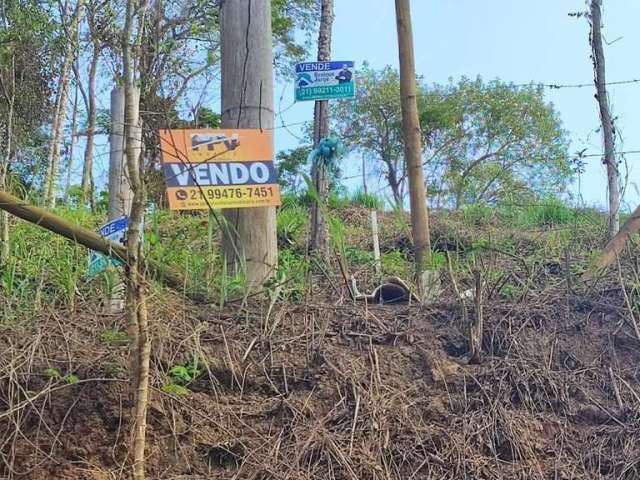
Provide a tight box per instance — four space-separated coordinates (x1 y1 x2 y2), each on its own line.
277 204 307 247
461 203 494 226
518 198 575 226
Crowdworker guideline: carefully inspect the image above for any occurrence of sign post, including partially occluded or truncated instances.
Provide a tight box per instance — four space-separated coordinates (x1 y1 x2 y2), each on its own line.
159 129 281 210
295 61 355 102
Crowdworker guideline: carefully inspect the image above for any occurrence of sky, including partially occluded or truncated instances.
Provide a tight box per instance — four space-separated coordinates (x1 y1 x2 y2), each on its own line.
273 0 640 210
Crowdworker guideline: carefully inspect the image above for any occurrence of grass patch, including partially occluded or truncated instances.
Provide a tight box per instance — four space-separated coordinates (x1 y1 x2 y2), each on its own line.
350 189 384 210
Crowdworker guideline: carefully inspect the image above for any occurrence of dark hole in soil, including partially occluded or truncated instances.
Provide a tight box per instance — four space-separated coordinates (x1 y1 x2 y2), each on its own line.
200 442 245 470
441 336 468 358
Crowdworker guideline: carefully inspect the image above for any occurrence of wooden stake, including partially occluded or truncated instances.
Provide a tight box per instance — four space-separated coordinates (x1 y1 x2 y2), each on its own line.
469 269 484 364
371 210 381 277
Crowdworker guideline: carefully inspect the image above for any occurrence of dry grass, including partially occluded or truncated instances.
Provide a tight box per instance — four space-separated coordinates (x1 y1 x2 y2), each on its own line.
2 241 640 479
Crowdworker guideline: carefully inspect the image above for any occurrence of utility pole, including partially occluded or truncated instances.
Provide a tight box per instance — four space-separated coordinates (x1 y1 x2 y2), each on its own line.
220 0 278 289
106 86 137 315
590 0 620 238
309 0 334 257
108 87 135 221
395 0 431 289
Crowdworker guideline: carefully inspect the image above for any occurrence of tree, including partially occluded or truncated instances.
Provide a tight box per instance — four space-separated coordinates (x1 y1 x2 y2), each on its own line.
43 0 85 208
334 69 571 208
395 0 431 285
590 0 619 238
0 0 57 260
272 0 319 70
74 0 113 208
121 0 149 477
276 145 312 194
333 65 406 207
425 78 571 209
309 0 334 257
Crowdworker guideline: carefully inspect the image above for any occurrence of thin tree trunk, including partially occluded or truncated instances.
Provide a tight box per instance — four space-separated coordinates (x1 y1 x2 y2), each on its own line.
123 0 149 477
590 0 620 238
44 0 85 208
220 0 278 290
63 77 80 204
395 0 431 293
592 203 640 272
0 54 14 264
385 159 403 208
309 0 334 258
81 42 99 209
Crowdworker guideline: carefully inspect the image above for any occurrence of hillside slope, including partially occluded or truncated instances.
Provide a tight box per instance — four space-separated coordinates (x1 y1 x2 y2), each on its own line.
2 204 639 479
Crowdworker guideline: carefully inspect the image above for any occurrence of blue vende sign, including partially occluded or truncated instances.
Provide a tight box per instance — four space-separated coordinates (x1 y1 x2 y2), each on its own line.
295 61 355 102
88 217 128 277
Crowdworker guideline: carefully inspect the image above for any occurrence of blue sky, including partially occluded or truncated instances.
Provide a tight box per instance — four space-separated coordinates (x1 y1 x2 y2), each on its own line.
273 0 640 209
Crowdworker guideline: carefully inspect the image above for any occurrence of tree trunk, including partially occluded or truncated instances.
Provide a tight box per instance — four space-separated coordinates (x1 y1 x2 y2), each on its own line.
81 42 100 209
309 0 334 258
122 0 149 477
220 0 278 290
63 78 80 204
0 54 15 264
385 157 403 208
590 0 620 238
395 0 431 290
592 203 640 272
44 0 84 208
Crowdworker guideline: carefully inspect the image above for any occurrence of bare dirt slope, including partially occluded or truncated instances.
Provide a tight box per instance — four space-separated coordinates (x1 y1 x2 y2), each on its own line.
2 255 640 479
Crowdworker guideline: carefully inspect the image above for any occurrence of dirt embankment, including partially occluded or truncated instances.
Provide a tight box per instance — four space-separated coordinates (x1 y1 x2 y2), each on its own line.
2 258 640 479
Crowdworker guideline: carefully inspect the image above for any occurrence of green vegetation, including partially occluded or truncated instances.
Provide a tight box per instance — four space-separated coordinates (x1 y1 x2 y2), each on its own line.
100 329 129 345
44 368 79 384
161 355 204 396
350 189 385 210
333 65 572 209
0 191 609 326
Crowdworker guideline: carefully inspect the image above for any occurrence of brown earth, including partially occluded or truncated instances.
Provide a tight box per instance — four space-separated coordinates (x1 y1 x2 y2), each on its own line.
2 248 640 479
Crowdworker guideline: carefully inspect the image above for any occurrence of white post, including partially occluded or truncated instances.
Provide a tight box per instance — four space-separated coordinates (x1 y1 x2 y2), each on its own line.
371 209 381 277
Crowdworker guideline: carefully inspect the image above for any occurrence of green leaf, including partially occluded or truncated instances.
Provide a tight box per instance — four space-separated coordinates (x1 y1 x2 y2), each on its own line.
161 383 191 396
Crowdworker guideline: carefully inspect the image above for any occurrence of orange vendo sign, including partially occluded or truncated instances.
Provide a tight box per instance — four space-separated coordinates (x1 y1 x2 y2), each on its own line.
159 129 281 210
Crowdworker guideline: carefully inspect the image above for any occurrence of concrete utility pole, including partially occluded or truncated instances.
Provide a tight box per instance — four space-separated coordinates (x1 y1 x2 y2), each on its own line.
106 86 138 314
309 0 334 257
590 0 620 238
108 87 135 221
395 0 431 287
220 0 278 289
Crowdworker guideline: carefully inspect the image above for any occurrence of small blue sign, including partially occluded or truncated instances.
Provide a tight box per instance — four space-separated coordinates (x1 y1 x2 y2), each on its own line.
295 61 355 101
88 217 128 277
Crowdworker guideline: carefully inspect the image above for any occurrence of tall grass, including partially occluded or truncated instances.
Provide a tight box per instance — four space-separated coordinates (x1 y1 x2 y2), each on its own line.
350 189 385 210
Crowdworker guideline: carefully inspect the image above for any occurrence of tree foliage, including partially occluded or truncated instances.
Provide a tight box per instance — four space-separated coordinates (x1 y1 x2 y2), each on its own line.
333 66 572 208
276 145 312 194
0 0 58 189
